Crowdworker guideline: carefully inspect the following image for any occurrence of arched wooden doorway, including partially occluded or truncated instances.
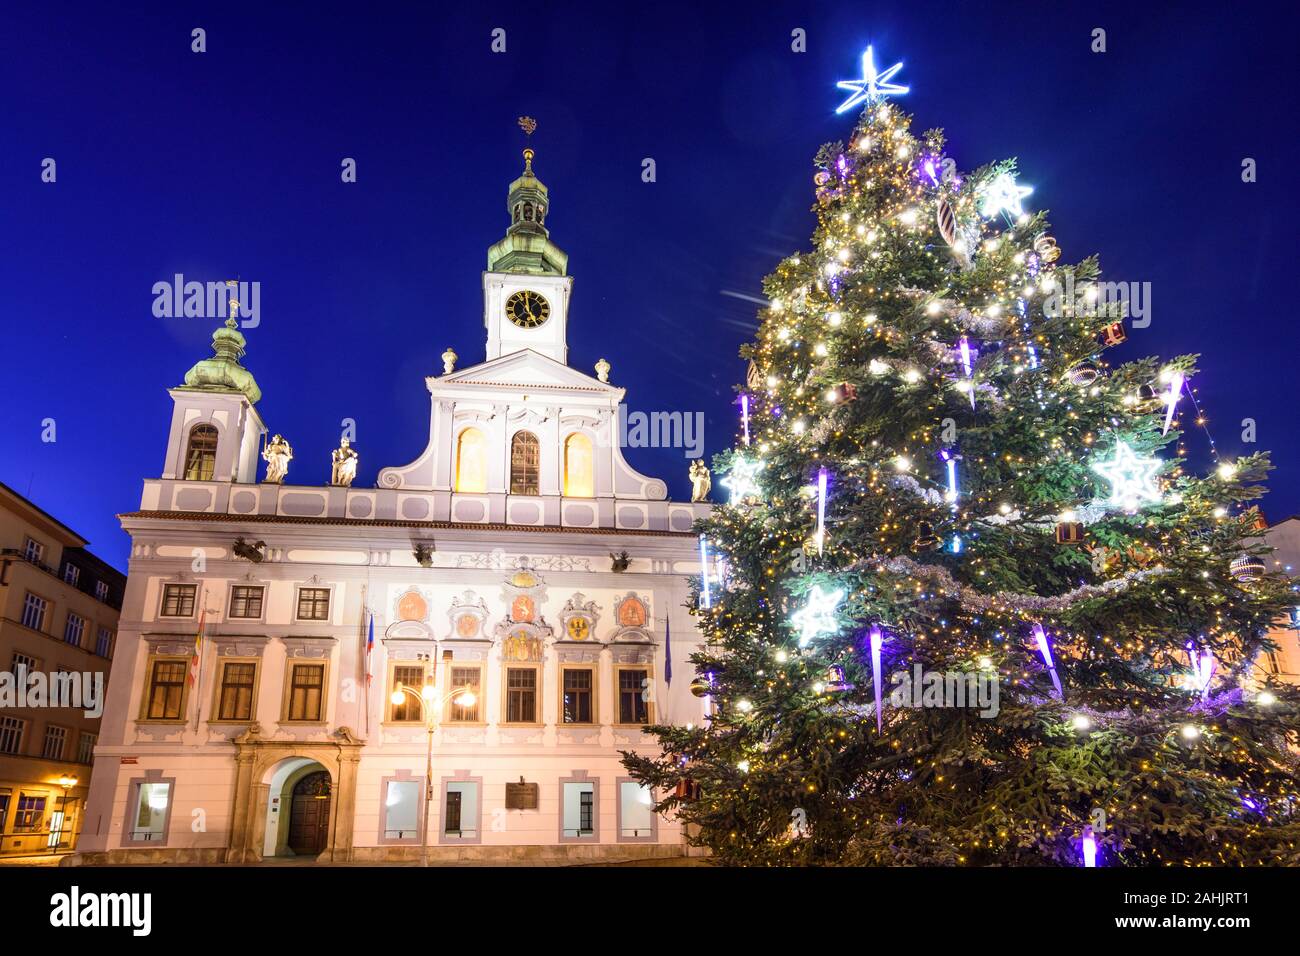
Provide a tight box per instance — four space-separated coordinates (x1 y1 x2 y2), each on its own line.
288 771 332 856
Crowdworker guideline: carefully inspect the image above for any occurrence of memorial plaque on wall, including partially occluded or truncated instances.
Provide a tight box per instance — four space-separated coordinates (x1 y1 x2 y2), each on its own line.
505 781 540 810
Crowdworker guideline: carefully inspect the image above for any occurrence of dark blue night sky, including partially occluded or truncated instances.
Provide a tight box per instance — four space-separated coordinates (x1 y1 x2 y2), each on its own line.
2 1 1297 571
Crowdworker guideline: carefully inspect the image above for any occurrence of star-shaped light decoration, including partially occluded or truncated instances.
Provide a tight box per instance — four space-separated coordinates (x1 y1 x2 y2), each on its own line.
791 584 846 648
978 171 1033 219
1091 441 1163 511
721 457 764 505
835 46 909 115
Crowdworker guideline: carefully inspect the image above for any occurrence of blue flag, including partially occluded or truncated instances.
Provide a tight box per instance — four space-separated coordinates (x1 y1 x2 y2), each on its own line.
664 614 672 685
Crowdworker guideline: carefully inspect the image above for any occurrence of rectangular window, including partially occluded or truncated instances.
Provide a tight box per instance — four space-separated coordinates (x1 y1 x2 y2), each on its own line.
63 564 80 586
0 717 25 755
160 584 196 617
445 790 461 834
562 781 596 838
618 668 650 724
14 795 46 832
63 613 86 648
383 780 421 841
130 782 170 842
11 652 38 677
448 665 481 722
42 725 67 760
505 667 537 723
77 732 97 765
562 667 594 724
0 795 8 833
444 782 479 838
286 663 325 721
217 662 257 721
389 665 426 722
296 587 331 621
228 585 265 619
144 659 187 720
94 580 109 602
619 781 654 839
21 592 48 632
24 537 45 564
95 627 114 658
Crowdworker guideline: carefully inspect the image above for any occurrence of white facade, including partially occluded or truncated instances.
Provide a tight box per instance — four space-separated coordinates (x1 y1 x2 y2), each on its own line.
76 149 712 863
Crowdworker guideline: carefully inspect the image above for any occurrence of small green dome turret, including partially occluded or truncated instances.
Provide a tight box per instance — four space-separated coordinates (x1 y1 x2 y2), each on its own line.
181 317 262 404
487 147 568 276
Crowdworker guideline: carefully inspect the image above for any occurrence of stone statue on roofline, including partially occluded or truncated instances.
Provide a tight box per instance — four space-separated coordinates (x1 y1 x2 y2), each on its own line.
331 438 358 487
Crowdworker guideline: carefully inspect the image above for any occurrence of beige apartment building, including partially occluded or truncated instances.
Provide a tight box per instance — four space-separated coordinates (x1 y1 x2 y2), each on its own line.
0 482 124 858
1262 516 1300 684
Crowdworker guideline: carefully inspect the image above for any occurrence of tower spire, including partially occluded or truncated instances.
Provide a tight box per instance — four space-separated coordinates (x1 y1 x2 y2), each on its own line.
486 118 568 276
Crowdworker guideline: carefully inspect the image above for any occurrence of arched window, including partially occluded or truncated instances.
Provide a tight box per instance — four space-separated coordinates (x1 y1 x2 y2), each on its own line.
184 424 218 481
455 428 487 493
563 433 594 498
510 431 540 496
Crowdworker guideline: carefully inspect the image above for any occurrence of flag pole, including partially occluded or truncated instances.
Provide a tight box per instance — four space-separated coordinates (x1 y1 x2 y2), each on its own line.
190 584 208 734
361 584 371 737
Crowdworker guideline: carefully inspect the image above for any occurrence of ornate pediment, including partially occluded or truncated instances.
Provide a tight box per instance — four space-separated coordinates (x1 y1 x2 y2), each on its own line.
611 592 652 643
446 591 490 641
558 592 601 643
282 636 336 659
212 635 271 658
494 561 553 656
499 561 548 617
393 587 431 624
506 406 552 428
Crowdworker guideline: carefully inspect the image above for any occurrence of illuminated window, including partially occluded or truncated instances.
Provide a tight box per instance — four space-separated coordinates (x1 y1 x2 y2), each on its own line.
184 424 218 480
510 431 540 496
143 659 187 720
563 433 594 497
455 428 488 493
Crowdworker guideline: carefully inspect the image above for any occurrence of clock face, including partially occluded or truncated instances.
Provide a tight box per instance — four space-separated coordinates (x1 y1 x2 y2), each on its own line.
505 290 550 329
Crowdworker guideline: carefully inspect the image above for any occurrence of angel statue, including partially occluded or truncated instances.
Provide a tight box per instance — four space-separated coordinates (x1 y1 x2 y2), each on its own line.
689 459 711 503
330 438 359 487
261 434 293 483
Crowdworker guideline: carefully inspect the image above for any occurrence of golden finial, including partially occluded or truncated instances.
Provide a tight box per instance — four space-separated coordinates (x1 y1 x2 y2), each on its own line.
518 116 537 172
225 278 240 328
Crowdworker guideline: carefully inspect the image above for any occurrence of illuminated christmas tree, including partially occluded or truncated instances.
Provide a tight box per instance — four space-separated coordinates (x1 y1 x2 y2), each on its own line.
623 50 1300 866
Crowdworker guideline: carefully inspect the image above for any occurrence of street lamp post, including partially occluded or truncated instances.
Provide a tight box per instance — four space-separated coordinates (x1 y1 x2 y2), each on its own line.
54 774 78 851
390 676 476 868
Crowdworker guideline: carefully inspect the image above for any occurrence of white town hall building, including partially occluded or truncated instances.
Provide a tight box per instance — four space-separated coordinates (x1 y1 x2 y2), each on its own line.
75 144 712 863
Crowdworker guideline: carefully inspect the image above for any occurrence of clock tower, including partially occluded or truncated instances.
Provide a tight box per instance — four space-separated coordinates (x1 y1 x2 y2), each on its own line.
483 145 574 364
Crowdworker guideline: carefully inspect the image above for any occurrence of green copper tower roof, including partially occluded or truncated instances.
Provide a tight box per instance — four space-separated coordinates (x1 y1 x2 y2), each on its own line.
180 317 262 404
487 148 568 276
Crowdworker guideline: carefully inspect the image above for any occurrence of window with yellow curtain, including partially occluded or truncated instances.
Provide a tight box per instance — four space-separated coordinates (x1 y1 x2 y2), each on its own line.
564 433 594 498
455 428 487 493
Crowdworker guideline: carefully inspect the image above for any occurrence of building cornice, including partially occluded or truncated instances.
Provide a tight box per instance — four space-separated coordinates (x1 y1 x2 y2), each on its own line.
118 509 698 538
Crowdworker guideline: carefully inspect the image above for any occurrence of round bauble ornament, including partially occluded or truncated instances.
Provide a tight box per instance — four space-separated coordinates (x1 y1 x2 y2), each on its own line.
1230 554 1265 583
814 170 832 187
1068 362 1099 387
689 675 713 698
1034 234 1061 263
1138 383 1159 402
